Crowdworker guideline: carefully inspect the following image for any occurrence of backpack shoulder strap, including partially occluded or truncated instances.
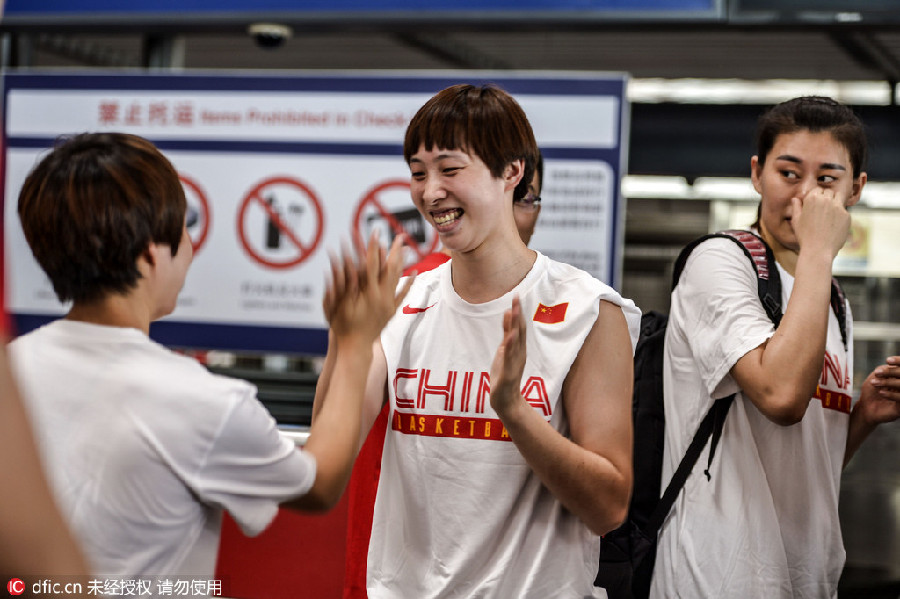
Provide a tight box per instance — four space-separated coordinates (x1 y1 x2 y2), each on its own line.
672 229 783 327
830 278 849 350
643 394 734 539
643 230 780 540
673 228 848 349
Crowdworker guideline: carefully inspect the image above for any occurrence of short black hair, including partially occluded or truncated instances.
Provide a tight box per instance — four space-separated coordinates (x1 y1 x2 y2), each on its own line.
404 83 540 201
18 132 186 303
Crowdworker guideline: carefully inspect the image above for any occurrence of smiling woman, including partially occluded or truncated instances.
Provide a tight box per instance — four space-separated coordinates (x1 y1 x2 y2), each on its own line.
402 85 537 283
314 83 642 598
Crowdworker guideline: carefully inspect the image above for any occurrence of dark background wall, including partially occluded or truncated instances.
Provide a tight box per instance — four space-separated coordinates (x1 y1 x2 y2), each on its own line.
630 102 900 180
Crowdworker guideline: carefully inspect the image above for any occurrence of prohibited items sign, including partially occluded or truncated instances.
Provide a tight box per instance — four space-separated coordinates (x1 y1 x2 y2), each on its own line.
353 179 438 264
237 176 325 270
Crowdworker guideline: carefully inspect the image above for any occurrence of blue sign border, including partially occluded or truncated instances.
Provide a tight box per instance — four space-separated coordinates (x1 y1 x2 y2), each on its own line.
3 0 720 23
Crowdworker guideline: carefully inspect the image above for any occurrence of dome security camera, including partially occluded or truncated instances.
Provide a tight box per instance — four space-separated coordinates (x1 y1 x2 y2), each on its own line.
248 23 293 49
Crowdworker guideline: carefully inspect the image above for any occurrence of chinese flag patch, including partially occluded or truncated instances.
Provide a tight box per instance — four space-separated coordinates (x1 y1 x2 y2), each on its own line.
533 302 568 324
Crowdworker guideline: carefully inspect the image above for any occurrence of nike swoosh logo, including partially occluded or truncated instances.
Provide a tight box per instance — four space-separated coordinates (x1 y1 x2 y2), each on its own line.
402 303 437 314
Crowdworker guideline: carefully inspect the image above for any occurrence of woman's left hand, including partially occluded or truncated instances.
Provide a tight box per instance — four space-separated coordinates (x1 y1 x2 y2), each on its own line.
489 295 528 416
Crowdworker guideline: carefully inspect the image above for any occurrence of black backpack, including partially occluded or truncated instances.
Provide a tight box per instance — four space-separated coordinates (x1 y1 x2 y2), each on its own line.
594 229 848 599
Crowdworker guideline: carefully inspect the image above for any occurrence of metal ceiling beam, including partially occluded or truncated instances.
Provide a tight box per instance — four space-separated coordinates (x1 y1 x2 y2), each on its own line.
32 34 139 67
142 34 186 69
393 32 512 70
829 30 900 104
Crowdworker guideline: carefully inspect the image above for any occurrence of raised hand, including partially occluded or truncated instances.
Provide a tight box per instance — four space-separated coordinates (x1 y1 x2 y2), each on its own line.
323 232 414 346
489 295 528 416
791 186 852 259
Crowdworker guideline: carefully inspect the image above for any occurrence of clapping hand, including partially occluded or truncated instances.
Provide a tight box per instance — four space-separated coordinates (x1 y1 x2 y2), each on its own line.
489 295 528 416
323 232 414 347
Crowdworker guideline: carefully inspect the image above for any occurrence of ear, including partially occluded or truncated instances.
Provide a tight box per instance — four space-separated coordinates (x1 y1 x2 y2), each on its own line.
503 159 525 192
750 155 763 195
142 242 160 268
847 172 867 208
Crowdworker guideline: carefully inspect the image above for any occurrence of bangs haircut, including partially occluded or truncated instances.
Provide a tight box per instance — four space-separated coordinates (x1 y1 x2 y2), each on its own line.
404 83 539 201
756 96 867 178
17 132 186 304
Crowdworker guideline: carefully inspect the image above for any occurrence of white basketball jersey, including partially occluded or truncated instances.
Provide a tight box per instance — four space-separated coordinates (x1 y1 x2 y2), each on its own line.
368 252 641 599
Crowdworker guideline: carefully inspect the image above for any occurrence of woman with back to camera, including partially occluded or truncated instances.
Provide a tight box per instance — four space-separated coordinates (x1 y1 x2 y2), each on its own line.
650 96 900 598
10 132 410 580
314 83 641 598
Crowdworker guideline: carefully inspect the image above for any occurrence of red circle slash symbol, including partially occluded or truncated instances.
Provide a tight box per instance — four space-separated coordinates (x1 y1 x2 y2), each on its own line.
179 173 211 255
237 176 325 270
352 180 438 262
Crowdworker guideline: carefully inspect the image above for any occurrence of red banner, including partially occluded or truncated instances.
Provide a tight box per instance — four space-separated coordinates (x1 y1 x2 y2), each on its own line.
392 411 512 442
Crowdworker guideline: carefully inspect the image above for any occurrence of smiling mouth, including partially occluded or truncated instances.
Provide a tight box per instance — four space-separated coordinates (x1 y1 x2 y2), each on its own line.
432 208 463 226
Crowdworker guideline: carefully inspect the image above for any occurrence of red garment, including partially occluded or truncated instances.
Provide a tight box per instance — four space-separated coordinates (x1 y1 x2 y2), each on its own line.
342 251 450 598
402 251 450 277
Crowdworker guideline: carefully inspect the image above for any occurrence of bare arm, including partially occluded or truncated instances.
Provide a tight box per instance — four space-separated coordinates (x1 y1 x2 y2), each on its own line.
845 356 900 465
731 188 850 425
309 330 336 425
312 335 388 452
358 346 390 449
285 234 410 512
490 298 634 535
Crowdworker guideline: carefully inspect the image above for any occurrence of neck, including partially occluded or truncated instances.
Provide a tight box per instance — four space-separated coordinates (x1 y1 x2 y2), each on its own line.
772 246 798 277
66 293 152 335
757 225 799 276
449 239 536 304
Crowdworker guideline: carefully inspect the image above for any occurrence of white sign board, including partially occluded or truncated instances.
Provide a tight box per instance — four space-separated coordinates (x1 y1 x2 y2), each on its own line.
3 72 628 353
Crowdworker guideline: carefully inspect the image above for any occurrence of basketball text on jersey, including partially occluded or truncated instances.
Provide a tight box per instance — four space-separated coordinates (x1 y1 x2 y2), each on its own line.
815 349 852 414
391 368 551 441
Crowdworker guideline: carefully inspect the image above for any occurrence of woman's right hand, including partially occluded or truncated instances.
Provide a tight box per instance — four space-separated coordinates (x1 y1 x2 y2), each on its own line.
791 186 851 259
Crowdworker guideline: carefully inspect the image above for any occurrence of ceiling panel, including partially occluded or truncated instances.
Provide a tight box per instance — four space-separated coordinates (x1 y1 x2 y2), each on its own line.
14 28 900 85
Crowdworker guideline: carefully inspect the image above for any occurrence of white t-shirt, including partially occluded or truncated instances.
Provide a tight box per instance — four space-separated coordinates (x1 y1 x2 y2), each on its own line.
650 237 853 599
369 252 641 599
9 320 317 579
